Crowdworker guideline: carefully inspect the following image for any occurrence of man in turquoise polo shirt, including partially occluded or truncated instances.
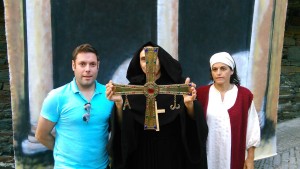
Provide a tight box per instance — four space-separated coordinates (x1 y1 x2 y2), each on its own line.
35 44 114 169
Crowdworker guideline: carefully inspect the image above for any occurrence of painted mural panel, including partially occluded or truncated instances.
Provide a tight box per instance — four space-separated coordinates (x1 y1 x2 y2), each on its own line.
51 0 157 87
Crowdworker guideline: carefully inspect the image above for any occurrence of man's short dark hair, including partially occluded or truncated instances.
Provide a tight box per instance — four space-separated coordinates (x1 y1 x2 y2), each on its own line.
72 44 99 61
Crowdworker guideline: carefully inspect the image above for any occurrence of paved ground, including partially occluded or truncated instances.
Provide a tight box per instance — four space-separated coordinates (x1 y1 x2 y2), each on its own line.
254 117 300 169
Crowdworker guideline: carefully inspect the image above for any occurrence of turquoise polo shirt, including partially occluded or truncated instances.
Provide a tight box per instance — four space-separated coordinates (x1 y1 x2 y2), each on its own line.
40 78 114 169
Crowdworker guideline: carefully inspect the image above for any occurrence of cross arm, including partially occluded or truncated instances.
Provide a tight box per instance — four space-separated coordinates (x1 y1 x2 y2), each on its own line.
158 84 191 95
112 83 145 95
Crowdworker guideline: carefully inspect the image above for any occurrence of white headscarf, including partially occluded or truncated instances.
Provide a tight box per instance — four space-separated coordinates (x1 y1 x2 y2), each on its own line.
209 52 235 69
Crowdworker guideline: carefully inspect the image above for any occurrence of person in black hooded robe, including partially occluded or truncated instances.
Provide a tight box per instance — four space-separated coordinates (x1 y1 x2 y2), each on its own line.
106 41 208 169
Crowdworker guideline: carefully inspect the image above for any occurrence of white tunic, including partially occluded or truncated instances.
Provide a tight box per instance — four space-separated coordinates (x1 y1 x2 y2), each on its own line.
206 85 260 169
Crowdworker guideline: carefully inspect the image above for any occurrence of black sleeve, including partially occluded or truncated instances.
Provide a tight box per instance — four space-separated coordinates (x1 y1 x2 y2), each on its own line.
180 100 208 169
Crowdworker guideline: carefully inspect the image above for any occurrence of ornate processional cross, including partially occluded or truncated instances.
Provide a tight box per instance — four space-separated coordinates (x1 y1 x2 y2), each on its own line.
113 47 191 131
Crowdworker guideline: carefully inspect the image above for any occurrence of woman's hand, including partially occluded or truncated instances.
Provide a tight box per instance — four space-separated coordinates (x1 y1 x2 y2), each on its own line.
244 147 255 169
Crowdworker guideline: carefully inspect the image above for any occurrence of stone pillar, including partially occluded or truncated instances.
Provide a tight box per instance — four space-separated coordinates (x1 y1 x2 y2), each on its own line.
22 0 53 154
3 0 25 165
157 0 178 60
250 0 287 159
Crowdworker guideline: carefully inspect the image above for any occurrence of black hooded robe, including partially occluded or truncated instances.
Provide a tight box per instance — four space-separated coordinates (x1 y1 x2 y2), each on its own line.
109 42 208 169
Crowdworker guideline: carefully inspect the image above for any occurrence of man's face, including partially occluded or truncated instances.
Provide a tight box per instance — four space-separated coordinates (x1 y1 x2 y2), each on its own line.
139 46 161 78
72 52 99 89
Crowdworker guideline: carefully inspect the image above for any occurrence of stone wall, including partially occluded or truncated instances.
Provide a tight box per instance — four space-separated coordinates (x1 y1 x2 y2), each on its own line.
0 1 14 168
278 0 300 122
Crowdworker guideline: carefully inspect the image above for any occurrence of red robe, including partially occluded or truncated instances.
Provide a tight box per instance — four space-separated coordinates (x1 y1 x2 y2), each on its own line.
197 85 253 169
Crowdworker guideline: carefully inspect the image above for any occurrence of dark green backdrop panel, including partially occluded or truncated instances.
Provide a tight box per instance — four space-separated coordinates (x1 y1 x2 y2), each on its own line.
51 0 157 87
179 0 254 86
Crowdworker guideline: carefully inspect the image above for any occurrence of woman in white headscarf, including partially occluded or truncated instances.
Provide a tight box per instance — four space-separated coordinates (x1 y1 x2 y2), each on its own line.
196 52 260 169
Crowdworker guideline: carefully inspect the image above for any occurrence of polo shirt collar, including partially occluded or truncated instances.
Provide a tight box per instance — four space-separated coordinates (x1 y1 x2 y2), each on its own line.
71 77 102 94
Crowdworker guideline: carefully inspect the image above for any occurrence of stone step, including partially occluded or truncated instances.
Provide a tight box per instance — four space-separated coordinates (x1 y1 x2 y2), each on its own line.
279 94 295 99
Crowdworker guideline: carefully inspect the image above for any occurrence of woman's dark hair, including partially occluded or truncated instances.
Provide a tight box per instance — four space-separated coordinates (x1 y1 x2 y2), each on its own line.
230 66 240 86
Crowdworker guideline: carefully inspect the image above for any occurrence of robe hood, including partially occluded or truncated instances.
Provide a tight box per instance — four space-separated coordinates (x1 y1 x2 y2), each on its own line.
126 41 183 84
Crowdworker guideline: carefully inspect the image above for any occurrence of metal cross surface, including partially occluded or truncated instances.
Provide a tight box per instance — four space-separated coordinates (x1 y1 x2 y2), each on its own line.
113 47 191 131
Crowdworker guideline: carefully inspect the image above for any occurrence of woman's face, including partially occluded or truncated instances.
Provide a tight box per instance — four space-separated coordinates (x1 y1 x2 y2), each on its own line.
211 62 233 86
139 46 161 79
